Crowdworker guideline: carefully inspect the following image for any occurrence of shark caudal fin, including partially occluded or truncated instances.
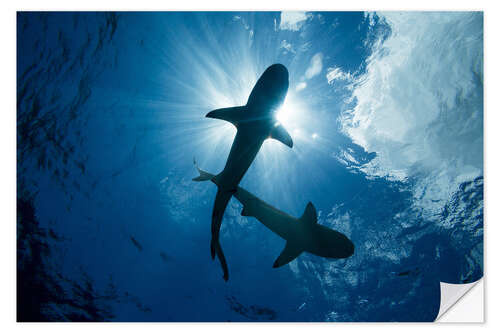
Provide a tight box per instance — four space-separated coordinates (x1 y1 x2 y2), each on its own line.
192 159 216 182
206 106 246 127
210 239 229 281
210 189 233 281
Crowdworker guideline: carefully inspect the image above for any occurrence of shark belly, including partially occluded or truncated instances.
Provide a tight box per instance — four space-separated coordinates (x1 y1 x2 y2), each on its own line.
303 226 355 259
249 205 294 240
216 127 265 191
234 186 295 240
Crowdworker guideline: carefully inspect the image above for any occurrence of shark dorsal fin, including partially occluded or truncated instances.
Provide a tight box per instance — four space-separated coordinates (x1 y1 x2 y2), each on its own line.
300 202 317 225
273 241 303 268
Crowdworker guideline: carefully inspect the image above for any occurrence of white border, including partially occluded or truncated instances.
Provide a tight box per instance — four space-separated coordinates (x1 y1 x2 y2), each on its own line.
3 0 498 331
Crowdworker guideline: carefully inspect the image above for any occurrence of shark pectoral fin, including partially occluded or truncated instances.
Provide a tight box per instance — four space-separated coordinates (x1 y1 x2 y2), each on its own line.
270 123 293 148
273 242 303 268
206 106 246 127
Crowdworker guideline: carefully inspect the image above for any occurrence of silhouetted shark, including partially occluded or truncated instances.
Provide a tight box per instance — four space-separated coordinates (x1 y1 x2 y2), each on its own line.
204 64 293 280
194 165 354 276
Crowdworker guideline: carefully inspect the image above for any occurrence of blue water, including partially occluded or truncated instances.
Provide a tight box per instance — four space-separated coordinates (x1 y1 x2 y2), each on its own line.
17 11 483 321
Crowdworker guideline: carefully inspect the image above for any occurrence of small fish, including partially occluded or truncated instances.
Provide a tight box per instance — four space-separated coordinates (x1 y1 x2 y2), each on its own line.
130 236 143 251
297 302 306 311
160 251 171 262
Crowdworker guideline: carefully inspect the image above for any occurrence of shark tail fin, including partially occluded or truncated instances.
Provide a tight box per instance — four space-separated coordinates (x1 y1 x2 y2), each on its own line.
210 239 229 281
192 159 216 182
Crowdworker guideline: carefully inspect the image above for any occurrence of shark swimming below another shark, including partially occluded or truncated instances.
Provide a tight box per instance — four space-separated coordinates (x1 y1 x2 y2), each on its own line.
193 163 355 280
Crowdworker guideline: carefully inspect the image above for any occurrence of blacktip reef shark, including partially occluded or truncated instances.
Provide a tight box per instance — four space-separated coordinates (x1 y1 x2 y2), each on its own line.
193 164 355 277
204 64 294 281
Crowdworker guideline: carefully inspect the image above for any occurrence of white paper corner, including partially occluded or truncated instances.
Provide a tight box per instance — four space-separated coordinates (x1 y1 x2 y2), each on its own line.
436 279 484 322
